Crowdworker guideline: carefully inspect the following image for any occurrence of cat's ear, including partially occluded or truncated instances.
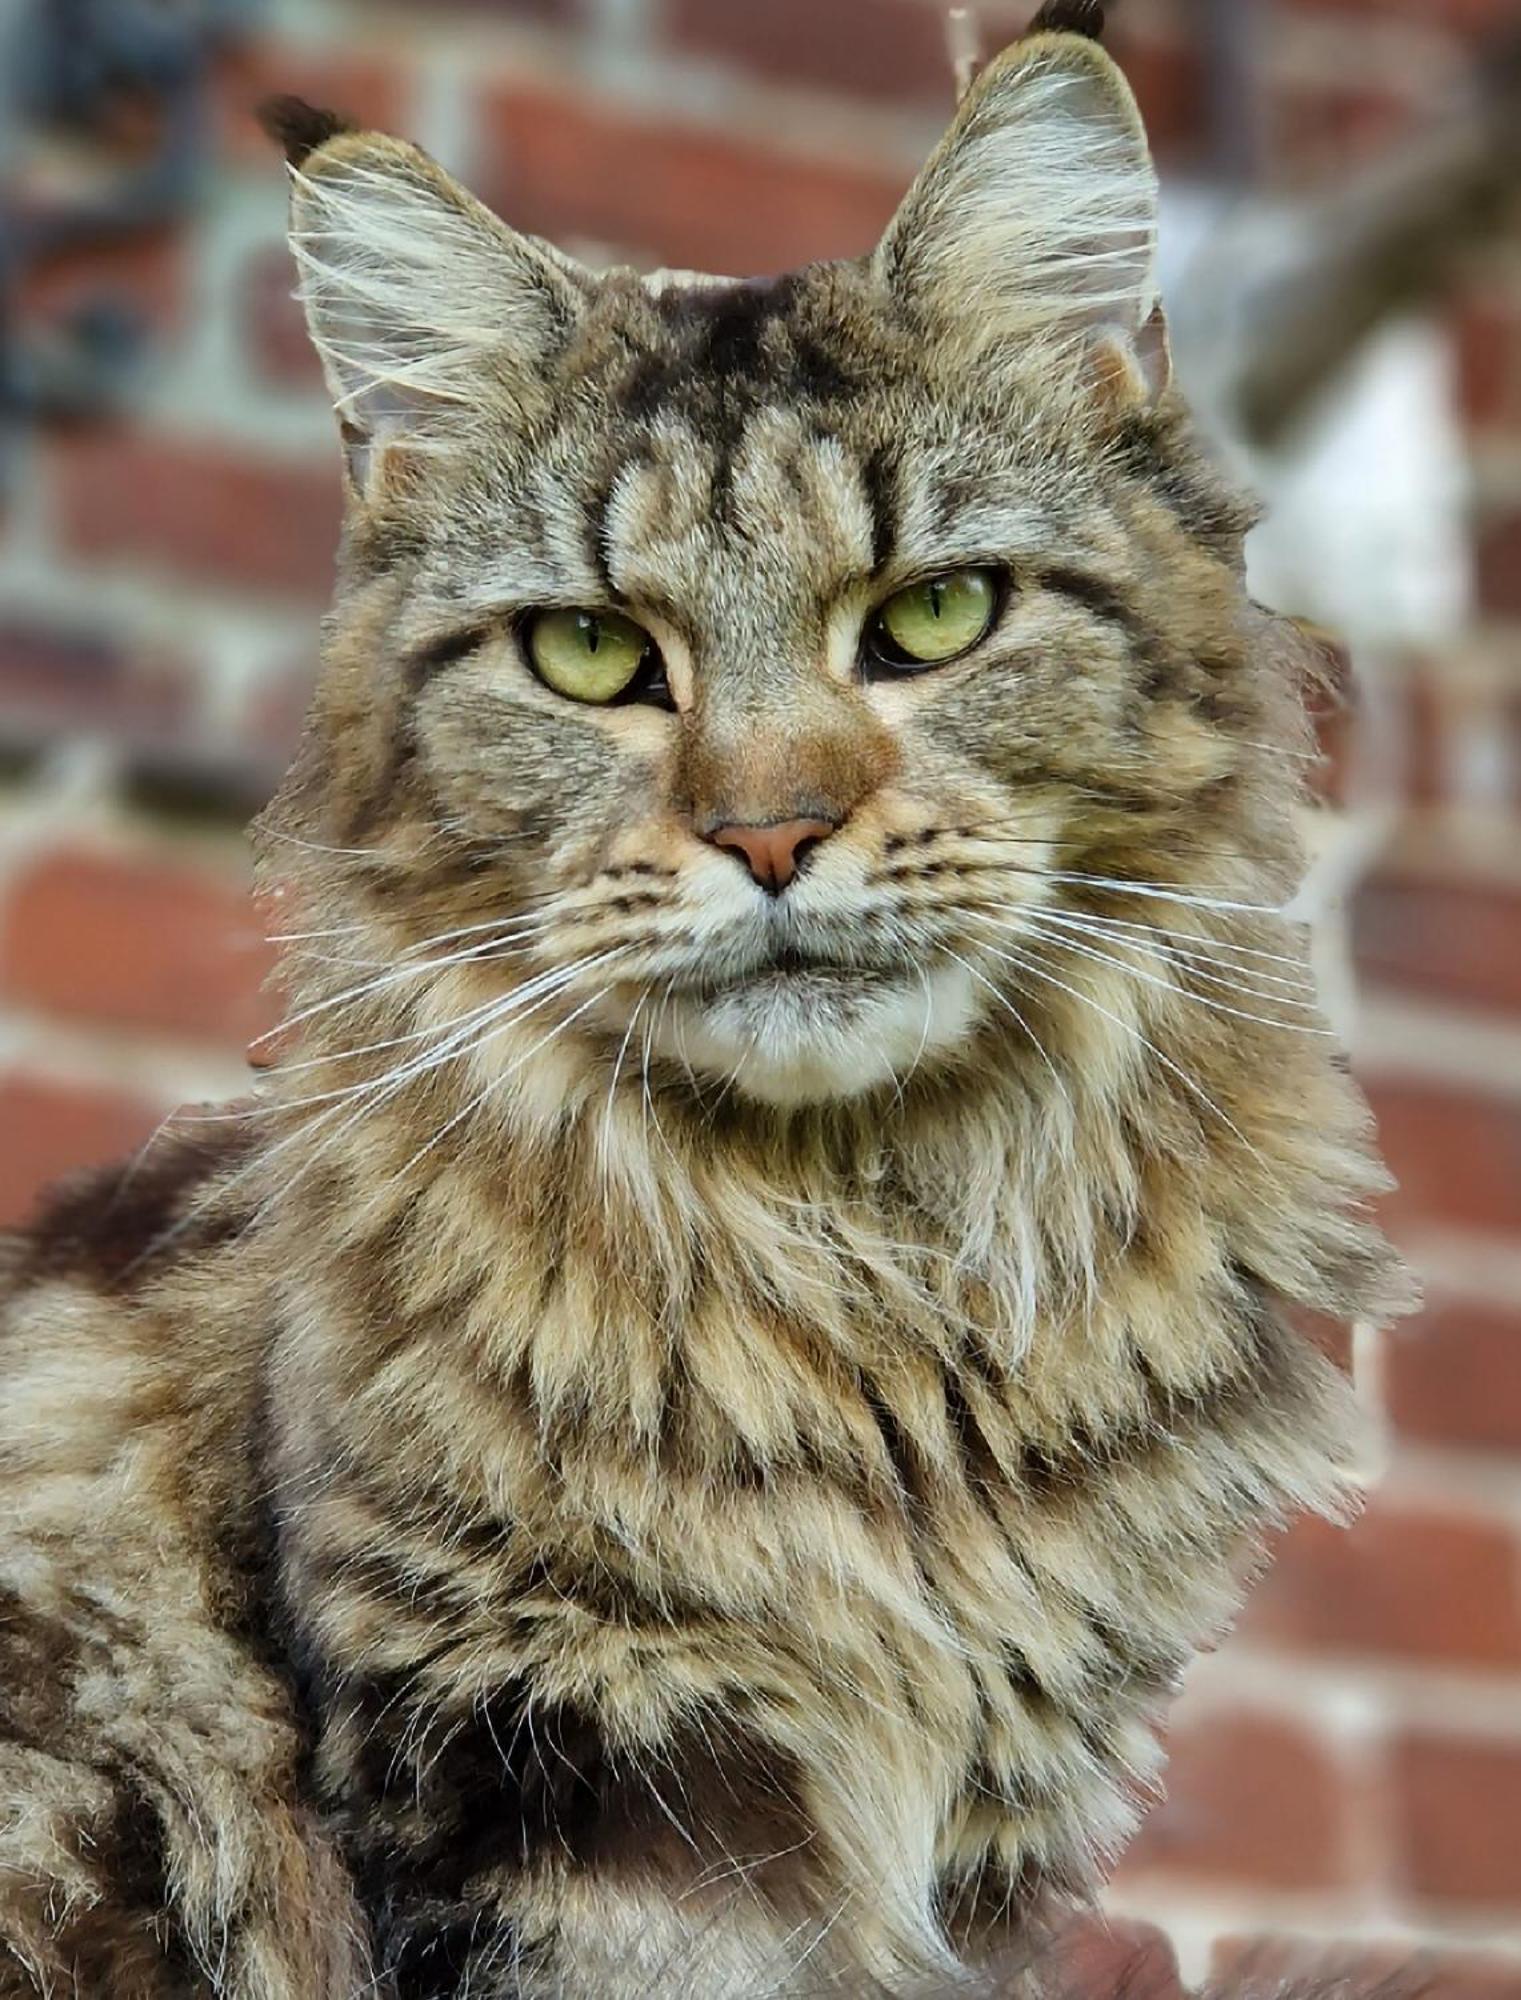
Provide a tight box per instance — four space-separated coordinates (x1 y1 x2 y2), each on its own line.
262 98 588 491
873 27 1170 405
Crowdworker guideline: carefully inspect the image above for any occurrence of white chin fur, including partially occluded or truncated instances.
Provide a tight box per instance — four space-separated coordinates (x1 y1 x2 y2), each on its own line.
653 961 981 1107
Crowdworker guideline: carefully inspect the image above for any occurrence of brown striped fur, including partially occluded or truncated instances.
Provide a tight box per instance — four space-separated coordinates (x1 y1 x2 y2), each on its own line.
0 17 1410 1998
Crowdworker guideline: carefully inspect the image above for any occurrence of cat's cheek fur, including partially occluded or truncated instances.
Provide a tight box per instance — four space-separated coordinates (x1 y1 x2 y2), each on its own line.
657 959 984 1106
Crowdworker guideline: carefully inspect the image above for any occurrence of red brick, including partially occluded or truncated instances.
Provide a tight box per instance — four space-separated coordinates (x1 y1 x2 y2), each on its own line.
669 0 964 108
0 617 286 813
1365 1077 1521 1237
445 0 578 14
0 622 193 749
1281 1299 1356 1374
18 227 187 340
667 1 1208 161
1041 1915 1184 1999
1282 0 1515 31
1392 1955 1521 2000
0 1074 169 1228
1505 690 1521 811
1401 669 1447 807
478 84 907 272
1476 506 1521 619
1353 872 1521 1015
1304 655 1357 807
1308 699 1352 806
51 432 341 602
1386 1298 1521 1456
1212 1935 1521 1999
1270 80 1421 179
1393 1732 1521 1907
0 849 276 1049
240 242 321 389
1243 1503 1521 1669
214 44 408 163
1455 295 1521 432
1100 33 1210 166
243 653 318 766
1116 1712 1351 1891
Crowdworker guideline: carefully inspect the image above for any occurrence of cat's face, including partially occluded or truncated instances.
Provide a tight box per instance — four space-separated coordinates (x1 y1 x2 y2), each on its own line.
267 31 1278 1111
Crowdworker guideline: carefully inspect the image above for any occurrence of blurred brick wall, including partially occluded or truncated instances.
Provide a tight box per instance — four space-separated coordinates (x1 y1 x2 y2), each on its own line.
0 0 1517 1986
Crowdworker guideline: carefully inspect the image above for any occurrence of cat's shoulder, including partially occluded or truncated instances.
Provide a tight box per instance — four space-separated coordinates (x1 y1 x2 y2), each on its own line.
0 1110 270 1485
3 1112 259 1307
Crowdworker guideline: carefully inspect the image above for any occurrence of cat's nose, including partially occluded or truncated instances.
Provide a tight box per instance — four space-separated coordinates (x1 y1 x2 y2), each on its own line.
707 817 838 894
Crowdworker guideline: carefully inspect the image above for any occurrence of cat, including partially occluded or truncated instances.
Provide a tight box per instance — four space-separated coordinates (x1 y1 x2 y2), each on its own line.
0 4 1413 1995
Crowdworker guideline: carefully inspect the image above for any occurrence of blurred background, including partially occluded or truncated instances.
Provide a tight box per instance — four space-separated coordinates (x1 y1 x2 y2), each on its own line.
0 0 1518 1989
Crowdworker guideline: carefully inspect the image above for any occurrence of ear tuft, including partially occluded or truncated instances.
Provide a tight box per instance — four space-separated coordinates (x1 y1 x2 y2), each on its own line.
877 31 1161 372
258 95 354 168
1026 0 1106 40
279 128 591 492
876 28 1171 405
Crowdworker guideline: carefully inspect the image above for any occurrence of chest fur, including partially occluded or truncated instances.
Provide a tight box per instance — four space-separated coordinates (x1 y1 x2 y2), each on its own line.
276 1239 1350 1908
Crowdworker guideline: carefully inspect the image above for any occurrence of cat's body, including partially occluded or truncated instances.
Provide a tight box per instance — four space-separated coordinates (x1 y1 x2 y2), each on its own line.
0 13 1408 1998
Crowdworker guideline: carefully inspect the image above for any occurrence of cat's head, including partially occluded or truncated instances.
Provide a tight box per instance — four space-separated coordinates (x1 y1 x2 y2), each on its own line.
262 16 1300 1117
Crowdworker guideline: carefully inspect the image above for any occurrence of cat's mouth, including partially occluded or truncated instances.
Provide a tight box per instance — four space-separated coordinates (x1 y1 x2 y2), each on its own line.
673 943 897 1005
640 945 981 1106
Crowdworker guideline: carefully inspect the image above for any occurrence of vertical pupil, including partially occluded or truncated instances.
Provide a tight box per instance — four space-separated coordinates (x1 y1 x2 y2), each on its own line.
584 616 601 654
928 582 944 620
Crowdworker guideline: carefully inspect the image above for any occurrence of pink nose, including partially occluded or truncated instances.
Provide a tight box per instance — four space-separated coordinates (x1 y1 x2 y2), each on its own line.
707 817 837 894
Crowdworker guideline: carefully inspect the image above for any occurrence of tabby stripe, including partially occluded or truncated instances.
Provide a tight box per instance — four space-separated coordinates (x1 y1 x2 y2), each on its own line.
859 445 900 577
586 485 618 599
403 622 495 691
1039 564 1177 698
1038 565 1146 632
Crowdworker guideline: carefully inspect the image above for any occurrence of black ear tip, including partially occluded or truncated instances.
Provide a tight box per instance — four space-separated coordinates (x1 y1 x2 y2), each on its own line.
1026 0 1106 40
257 94 355 168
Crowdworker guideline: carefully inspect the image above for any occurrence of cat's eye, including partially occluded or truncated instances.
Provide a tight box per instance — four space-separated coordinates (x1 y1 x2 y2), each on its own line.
865 568 999 673
526 608 661 705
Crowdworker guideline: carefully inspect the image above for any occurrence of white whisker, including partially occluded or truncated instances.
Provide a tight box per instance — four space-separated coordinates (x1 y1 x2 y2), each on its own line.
943 946 1074 1114
1034 903 1317 979
972 930 1261 1158
392 971 629 1188
266 920 374 944
243 949 631 1229
598 988 650 1176
1047 871 1289 917
1042 918 1320 1006
258 823 450 863
206 967 597 1126
993 912 1332 1035
394 907 558 958
251 928 543 1049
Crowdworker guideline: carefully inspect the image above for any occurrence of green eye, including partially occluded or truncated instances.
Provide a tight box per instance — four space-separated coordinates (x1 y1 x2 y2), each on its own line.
527 608 654 704
871 568 999 670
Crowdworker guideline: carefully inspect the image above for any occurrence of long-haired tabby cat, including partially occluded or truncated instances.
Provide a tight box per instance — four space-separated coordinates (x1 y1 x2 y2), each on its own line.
0 6 1414 1996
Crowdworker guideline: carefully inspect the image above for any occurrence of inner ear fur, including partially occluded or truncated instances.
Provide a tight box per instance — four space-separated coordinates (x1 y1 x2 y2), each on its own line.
875 28 1170 404
274 115 589 492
